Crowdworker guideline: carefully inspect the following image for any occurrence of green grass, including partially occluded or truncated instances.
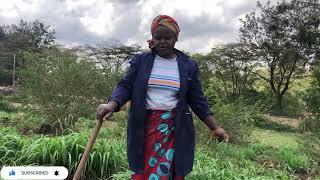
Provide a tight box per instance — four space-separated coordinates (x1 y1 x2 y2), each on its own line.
0 127 127 180
251 128 299 149
0 111 47 134
1 110 318 179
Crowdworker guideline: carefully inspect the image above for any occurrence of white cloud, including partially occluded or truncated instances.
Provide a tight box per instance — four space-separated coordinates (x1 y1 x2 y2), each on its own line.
0 0 278 53
79 1 115 35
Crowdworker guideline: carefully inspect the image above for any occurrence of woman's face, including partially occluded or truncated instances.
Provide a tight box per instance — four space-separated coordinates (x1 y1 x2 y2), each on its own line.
152 26 177 58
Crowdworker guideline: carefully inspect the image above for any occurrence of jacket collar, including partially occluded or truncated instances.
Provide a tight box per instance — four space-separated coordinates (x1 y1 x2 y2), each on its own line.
150 48 189 59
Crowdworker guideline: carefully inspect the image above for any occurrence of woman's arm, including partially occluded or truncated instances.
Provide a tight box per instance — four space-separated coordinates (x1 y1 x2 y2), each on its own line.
107 55 140 112
203 115 219 130
187 61 229 142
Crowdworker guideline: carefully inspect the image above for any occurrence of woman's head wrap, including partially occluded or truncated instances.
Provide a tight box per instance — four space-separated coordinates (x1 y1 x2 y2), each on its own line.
148 15 180 49
151 15 180 38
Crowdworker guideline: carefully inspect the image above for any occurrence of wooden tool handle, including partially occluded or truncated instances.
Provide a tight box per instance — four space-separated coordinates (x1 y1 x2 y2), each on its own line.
72 120 103 180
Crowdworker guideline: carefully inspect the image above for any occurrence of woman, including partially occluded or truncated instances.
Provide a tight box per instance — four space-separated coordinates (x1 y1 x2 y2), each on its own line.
96 15 229 180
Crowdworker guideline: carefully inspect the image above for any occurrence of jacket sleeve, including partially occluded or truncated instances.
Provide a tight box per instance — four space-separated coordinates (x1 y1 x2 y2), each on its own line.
186 61 213 121
107 54 140 112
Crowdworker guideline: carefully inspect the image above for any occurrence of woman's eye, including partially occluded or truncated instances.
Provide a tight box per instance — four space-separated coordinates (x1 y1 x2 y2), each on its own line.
154 36 173 41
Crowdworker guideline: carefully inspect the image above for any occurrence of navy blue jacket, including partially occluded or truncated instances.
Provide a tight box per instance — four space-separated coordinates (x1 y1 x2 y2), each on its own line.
108 49 213 176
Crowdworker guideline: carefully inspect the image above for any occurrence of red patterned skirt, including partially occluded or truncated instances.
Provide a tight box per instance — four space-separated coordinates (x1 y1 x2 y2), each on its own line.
131 109 184 180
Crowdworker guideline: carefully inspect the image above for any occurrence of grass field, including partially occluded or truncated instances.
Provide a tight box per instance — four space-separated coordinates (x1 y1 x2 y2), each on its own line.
0 107 319 179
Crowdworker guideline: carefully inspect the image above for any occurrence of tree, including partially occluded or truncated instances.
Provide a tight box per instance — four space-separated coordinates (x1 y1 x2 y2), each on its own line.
191 53 215 89
240 0 320 109
2 19 55 52
0 41 13 85
0 19 55 85
209 43 258 98
193 43 258 102
86 43 141 82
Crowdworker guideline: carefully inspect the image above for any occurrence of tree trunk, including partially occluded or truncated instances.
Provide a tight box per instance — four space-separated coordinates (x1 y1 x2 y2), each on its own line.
276 93 283 110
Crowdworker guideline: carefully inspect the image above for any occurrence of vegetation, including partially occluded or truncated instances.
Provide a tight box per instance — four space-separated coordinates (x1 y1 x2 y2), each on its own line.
1 0 320 179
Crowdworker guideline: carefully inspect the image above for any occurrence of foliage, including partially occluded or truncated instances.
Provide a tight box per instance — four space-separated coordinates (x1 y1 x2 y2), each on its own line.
298 133 320 174
0 95 15 112
240 0 320 110
304 64 320 131
0 111 48 135
1 19 55 51
86 43 141 82
0 19 55 85
211 99 260 143
209 43 258 98
194 43 258 100
278 147 309 173
270 92 306 116
0 43 13 85
203 77 226 106
2 120 318 179
305 65 320 116
20 47 116 134
0 127 127 180
191 53 215 90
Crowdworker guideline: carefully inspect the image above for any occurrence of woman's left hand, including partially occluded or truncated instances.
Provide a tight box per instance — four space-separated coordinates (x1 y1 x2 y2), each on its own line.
212 127 229 143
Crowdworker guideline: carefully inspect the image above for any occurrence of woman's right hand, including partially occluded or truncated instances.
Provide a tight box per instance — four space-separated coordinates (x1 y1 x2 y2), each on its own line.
96 101 118 121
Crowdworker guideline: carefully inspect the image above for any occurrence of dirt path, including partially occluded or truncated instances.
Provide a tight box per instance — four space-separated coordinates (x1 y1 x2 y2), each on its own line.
262 114 304 128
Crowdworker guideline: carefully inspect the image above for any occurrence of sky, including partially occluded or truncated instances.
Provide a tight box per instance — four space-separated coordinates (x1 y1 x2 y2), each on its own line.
0 0 277 53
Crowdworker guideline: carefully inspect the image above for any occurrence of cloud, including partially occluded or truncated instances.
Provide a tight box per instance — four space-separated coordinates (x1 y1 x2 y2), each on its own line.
0 0 278 53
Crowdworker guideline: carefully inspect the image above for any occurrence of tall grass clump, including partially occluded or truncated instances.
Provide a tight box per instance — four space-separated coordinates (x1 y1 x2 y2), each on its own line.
0 127 127 179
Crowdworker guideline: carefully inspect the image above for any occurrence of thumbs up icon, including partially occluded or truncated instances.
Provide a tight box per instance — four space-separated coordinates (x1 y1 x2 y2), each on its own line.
9 170 15 176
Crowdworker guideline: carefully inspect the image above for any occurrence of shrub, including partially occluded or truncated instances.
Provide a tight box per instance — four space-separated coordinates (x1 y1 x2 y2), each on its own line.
211 99 259 143
270 92 306 116
298 133 320 174
0 94 15 112
0 111 52 135
20 48 116 134
304 65 320 131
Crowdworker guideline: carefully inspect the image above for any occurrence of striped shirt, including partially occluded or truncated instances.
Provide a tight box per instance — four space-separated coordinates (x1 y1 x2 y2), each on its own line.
146 55 180 110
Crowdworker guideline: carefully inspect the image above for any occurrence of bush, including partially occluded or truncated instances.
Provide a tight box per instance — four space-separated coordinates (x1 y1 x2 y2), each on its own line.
0 94 15 112
298 133 320 174
270 92 306 116
0 111 50 135
194 101 258 145
301 117 320 132
247 88 306 116
211 99 259 143
304 65 320 131
20 48 116 134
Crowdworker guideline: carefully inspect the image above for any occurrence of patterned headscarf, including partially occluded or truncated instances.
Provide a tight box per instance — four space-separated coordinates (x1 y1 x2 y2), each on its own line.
148 15 180 49
151 15 180 38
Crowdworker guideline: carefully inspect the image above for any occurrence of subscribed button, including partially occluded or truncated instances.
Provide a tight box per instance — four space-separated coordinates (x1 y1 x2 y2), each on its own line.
0 166 68 179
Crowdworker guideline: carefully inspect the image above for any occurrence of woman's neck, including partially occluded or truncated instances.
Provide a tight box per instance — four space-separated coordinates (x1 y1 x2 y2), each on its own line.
157 53 176 59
